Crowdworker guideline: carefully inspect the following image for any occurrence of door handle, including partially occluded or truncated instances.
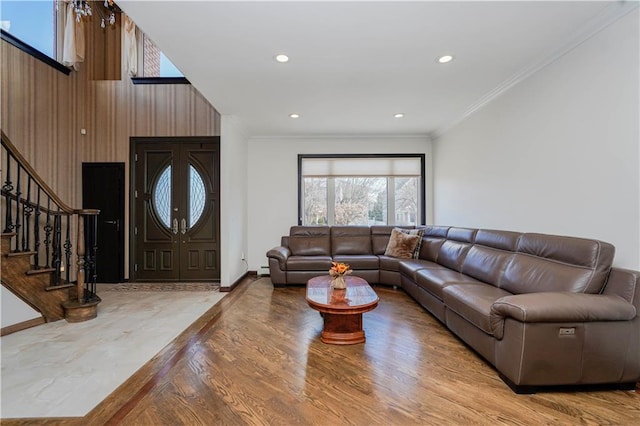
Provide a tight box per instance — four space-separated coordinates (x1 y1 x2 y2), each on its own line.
180 218 187 234
172 218 179 234
105 220 120 231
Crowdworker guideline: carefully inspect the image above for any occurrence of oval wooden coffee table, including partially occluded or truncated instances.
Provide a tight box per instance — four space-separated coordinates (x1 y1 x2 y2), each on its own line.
306 275 379 345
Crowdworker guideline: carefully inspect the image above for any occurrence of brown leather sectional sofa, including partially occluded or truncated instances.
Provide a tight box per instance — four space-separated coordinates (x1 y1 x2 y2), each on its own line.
267 225 640 393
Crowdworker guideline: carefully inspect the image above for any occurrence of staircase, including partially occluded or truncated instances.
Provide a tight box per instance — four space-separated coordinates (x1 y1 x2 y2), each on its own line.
1 131 101 334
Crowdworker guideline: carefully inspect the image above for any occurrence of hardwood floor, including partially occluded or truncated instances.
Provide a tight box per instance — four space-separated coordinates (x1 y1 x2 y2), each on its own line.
4 277 639 425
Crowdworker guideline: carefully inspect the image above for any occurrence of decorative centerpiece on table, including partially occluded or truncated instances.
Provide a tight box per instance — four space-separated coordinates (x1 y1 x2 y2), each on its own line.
329 261 351 289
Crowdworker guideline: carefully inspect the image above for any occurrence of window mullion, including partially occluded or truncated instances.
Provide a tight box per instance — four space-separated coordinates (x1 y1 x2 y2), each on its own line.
387 177 396 225
55 1 64 62
327 178 336 225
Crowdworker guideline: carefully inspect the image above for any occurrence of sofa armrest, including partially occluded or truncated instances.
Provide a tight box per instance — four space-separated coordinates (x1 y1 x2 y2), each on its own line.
266 246 291 270
490 292 636 339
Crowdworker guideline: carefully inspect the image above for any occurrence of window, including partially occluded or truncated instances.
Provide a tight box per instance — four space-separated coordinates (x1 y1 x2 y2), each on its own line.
142 33 183 77
1 0 56 58
299 155 425 226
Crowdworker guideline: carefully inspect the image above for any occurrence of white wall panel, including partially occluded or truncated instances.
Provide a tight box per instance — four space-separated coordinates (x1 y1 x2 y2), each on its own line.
433 11 639 268
220 115 249 287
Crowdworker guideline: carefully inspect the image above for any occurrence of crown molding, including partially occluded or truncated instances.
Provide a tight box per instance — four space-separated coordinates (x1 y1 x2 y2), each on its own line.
249 133 432 141
432 1 639 140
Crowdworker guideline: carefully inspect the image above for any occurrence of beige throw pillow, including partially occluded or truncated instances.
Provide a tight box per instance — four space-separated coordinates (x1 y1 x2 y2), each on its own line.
384 228 421 259
397 228 424 258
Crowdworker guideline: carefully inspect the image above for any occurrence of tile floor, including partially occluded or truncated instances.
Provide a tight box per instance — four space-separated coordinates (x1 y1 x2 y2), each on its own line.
0 285 225 418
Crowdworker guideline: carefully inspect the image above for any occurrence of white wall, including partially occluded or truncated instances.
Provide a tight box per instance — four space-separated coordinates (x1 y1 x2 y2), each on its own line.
247 136 432 271
220 115 249 288
433 11 640 269
1 287 41 328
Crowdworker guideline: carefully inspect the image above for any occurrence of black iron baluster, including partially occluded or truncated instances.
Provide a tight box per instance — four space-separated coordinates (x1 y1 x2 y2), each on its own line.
23 177 33 251
52 211 61 286
64 214 72 284
91 214 98 299
84 214 99 301
34 187 41 268
2 154 14 233
14 165 21 251
44 198 52 268
84 215 93 300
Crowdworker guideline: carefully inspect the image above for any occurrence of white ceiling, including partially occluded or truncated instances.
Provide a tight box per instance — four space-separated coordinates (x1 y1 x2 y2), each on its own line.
117 1 630 138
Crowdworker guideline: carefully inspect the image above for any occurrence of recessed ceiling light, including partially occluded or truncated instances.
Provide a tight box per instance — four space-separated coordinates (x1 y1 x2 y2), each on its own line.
275 54 289 63
289 113 300 119
394 113 405 119
437 55 454 64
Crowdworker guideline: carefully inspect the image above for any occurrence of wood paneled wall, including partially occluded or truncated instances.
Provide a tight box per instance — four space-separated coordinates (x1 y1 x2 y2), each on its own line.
1 38 85 208
1 4 220 279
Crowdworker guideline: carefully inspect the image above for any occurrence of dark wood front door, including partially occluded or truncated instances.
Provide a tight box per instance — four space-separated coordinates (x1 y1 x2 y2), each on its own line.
131 137 220 282
82 162 125 283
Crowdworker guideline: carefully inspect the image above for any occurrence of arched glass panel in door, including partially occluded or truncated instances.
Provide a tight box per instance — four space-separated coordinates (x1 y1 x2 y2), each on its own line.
151 163 206 231
153 165 172 229
189 164 206 227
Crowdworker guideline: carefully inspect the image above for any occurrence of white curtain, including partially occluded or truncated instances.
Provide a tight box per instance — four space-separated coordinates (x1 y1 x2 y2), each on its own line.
123 14 137 77
62 1 85 71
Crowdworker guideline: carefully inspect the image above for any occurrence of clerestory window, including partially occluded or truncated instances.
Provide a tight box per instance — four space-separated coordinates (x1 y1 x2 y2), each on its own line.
141 32 183 78
1 0 56 59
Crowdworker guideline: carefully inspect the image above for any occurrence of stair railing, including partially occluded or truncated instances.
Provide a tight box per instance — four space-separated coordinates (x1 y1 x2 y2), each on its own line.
1 131 99 304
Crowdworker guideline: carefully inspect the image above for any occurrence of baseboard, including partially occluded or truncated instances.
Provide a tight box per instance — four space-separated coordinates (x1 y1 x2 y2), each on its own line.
221 271 249 293
1 316 46 336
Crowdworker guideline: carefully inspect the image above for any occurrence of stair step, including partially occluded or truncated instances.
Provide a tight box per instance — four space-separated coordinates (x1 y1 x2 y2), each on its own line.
5 250 37 258
45 283 74 292
25 267 56 276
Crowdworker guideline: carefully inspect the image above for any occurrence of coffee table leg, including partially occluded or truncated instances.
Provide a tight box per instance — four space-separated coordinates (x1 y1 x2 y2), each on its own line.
321 313 365 345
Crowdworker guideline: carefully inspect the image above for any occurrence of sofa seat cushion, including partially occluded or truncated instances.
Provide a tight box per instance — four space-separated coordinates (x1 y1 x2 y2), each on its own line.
286 256 333 271
333 255 379 270
443 284 513 335
415 268 483 300
399 259 444 280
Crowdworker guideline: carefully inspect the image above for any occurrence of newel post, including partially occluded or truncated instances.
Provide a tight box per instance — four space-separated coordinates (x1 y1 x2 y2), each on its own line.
62 210 101 322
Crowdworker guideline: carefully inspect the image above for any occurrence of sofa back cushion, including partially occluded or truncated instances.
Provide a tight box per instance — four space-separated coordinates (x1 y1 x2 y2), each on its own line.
501 233 615 294
474 229 521 251
447 227 477 243
437 240 472 272
331 226 372 255
288 226 331 256
462 246 513 285
423 226 450 238
419 237 445 262
434 227 476 271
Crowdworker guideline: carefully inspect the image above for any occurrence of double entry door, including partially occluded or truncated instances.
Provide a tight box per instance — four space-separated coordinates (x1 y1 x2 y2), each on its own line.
132 137 220 282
